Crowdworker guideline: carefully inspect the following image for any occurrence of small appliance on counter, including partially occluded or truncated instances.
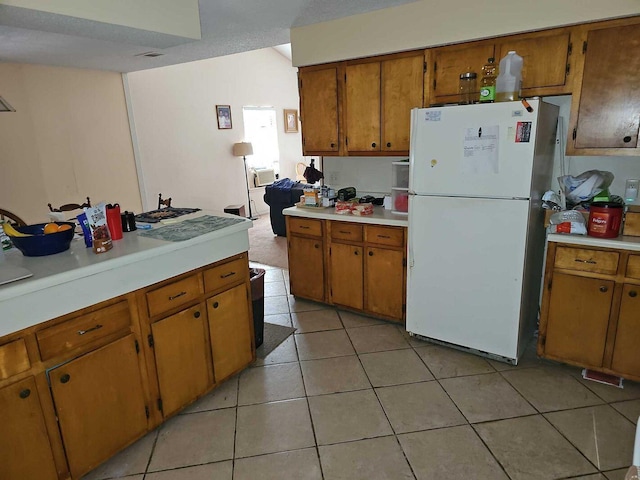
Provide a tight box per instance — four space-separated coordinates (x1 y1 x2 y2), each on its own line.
337 187 356 201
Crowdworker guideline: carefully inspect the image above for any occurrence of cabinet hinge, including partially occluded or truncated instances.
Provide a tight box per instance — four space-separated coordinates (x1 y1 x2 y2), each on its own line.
402 304 406 313
402 258 407 267
566 63 570 76
548 279 553 290
567 42 572 55
582 41 587 54
329 246 332 255
433 79 436 91
157 398 163 412
145 406 150 419
434 61 437 72
540 335 546 346
135 339 140 354
148 334 154 348
572 127 577 140
344 73 347 82
345 137 349 146
423 61 427 73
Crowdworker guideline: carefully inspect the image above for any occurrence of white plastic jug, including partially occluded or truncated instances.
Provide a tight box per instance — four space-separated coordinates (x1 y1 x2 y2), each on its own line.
495 51 523 102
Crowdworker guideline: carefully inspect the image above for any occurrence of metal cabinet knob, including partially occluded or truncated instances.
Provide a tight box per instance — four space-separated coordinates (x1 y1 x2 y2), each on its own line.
212 301 219 309
330 143 336 148
194 311 201 318
314 244 320 249
630 291 638 298
387 142 391 148
599 286 608 293
623 136 632 143
371 142 377 148
369 251 374 256
60 374 71 384
19 389 31 399
354 250 359 255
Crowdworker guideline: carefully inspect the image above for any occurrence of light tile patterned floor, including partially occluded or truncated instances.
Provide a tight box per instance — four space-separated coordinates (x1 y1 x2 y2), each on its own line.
82 263 640 480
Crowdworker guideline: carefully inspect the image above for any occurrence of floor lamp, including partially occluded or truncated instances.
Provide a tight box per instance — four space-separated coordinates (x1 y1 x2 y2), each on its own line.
232 142 257 220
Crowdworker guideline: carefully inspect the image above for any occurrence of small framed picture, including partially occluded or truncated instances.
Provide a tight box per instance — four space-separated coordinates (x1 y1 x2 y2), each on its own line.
284 109 298 133
216 105 232 129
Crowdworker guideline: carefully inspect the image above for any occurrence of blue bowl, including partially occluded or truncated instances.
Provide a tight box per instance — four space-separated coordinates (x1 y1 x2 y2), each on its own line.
11 222 75 256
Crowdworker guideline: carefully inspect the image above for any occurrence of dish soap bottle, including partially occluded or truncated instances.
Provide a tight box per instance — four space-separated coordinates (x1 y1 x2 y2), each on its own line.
495 51 523 102
479 57 496 102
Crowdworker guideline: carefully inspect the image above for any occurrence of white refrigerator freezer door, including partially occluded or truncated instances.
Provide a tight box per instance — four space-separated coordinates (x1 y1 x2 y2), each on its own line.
409 100 539 199
406 195 529 360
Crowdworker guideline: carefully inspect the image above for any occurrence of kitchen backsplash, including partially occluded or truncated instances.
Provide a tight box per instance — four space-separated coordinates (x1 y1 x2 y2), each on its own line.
323 96 640 204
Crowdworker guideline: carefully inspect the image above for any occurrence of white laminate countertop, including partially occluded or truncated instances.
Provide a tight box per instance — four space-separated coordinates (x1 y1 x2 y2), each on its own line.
547 233 640 251
0 211 252 336
283 205 409 227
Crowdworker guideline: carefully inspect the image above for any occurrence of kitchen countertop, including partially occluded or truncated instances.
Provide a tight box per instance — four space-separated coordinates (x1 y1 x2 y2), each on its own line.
547 232 640 251
0 211 251 336
283 205 408 227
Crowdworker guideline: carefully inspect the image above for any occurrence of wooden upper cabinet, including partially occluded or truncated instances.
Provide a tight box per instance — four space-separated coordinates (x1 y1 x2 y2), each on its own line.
430 42 495 105
569 20 640 155
496 28 573 95
299 65 340 155
345 61 381 152
382 54 424 152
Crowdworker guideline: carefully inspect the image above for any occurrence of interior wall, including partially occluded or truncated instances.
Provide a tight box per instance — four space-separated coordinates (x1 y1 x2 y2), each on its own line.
291 0 640 66
125 47 304 215
0 63 142 224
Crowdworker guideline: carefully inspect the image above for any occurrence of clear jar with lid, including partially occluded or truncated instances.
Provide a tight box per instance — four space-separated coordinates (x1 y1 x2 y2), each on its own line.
459 72 477 104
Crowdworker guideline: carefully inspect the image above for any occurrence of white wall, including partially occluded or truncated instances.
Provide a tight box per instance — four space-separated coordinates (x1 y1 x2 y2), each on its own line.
291 0 640 66
125 48 304 215
0 63 142 224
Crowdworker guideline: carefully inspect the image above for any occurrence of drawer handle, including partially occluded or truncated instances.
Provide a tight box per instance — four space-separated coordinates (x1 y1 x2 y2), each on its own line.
220 271 236 278
194 311 201 318
599 286 608 293
19 389 31 399
377 235 391 239
299 225 310 230
212 301 219 309
575 259 597 265
60 374 71 384
169 291 187 301
630 291 638 298
77 324 103 336
339 230 351 234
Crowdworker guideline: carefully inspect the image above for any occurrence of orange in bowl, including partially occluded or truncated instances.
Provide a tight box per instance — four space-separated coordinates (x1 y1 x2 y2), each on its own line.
57 224 73 232
43 223 60 234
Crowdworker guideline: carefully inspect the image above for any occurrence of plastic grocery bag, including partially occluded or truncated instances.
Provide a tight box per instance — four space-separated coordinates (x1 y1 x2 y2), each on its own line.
558 170 613 204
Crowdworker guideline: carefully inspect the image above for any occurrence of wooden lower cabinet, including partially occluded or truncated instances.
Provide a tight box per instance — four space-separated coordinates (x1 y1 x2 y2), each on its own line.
329 242 364 310
49 334 148 479
538 242 640 381
365 246 405 319
0 376 58 480
288 228 325 302
151 303 213 417
207 283 254 382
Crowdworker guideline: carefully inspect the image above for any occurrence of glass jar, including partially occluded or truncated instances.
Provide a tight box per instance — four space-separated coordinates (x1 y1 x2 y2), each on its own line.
459 72 477 104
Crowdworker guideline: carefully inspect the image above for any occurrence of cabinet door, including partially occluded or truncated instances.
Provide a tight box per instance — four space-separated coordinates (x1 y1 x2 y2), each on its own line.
329 242 364 310
496 30 572 95
207 284 253 382
345 62 381 152
610 284 640 377
0 377 58 480
152 303 213 417
365 247 405 321
543 273 614 367
288 234 325 302
299 66 340 154
572 23 640 152
382 54 424 152
430 43 495 105
49 334 147 479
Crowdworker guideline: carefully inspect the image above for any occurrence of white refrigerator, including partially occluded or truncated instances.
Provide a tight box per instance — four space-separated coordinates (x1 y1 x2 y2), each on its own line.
406 99 559 364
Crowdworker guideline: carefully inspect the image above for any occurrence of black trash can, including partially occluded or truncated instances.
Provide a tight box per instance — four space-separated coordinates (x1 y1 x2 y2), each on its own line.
249 268 266 347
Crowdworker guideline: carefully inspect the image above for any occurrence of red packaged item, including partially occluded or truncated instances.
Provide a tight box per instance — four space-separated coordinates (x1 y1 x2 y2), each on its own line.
335 201 355 215
352 204 374 216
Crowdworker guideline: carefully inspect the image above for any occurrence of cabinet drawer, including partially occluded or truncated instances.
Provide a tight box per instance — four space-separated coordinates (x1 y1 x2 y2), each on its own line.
146 274 203 317
289 217 323 237
626 255 640 280
37 301 131 361
204 256 249 293
365 225 404 247
554 246 619 275
0 338 30 380
331 223 363 242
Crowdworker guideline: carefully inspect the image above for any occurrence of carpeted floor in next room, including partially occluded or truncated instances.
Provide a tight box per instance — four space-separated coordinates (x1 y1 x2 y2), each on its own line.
248 214 288 270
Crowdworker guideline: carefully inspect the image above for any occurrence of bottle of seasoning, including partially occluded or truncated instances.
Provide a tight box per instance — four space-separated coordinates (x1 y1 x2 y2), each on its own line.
479 57 497 102
459 71 477 104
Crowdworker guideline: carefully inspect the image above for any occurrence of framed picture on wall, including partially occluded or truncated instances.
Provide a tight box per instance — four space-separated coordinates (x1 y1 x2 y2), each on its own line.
284 109 298 133
216 105 232 129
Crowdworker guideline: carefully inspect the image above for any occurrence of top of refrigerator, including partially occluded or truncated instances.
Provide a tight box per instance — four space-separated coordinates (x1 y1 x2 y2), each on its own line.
409 99 558 200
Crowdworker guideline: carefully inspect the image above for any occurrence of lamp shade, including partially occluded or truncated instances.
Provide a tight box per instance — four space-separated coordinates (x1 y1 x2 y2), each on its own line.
232 142 253 156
